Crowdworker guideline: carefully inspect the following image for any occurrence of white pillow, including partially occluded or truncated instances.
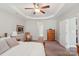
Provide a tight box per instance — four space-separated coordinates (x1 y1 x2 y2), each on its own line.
0 39 10 55
6 38 19 47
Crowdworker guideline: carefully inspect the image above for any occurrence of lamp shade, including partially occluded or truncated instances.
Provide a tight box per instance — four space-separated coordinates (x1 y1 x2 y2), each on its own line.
11 31 17 37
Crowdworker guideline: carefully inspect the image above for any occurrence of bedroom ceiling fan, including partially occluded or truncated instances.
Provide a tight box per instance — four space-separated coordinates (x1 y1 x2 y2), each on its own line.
24 3 50 14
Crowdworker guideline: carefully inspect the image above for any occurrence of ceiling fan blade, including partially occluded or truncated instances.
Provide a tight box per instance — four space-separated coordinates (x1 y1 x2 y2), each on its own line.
41 5 50 9
33 3 39 8
33 3 36 5
25 8 33 9
33 3 39 6
40 10 45 14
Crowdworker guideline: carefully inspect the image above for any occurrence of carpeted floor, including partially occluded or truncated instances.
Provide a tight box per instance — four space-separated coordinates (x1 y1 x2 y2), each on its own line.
44 41 70 56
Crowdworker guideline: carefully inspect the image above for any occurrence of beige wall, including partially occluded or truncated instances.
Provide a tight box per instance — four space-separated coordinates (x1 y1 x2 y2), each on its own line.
25 19 57 40
0 10 25 36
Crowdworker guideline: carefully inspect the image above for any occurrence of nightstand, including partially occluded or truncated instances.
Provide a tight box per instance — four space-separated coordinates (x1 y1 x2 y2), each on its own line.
76 45 79 55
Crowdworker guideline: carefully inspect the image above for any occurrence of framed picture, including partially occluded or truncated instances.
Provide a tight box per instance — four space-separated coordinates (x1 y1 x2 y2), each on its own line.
16 25 24 33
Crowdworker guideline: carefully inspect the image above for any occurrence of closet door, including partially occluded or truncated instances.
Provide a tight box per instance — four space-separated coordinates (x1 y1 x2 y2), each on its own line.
59 20 68 48
67 17 76 48
59 17 76 49
47 29 55 41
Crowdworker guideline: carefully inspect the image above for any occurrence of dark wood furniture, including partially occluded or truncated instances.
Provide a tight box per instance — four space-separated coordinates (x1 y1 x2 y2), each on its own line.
47 29 55 41
76 45 79 55
25 32 32 41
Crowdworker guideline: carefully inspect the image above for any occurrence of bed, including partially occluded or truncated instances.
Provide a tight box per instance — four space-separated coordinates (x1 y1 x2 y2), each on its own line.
1 42 45 56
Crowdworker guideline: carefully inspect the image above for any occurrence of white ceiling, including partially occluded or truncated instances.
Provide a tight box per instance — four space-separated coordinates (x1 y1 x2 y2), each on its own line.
0 3 79 20
10 3 64 19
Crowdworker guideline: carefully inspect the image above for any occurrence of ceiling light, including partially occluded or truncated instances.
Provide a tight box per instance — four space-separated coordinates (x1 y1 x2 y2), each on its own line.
35 8 40 13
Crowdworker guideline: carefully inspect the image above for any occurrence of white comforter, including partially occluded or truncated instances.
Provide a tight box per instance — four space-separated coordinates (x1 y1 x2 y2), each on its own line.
1 42 45 56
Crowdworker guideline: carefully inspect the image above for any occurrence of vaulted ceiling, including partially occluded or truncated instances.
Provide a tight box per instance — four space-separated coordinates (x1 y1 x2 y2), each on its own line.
0 3 79 20
10 3 64 19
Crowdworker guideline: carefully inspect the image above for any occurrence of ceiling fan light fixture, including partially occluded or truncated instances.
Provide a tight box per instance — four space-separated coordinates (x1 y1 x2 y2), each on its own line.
35 8 40 13
25 3 50 14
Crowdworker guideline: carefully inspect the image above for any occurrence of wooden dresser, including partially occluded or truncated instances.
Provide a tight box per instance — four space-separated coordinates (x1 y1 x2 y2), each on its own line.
24 32 32 41
77 45 79 55
47 29 55 41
